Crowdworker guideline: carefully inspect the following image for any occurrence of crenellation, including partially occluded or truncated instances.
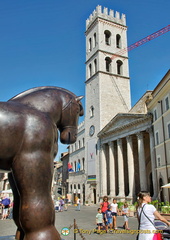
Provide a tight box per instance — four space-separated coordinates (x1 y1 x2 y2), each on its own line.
92 10 96 16
96 5 102 14
115 11 120 19
121 13 126 25
89 14 93 21
109 9 114 17
103 7 108 15
86 5 126 30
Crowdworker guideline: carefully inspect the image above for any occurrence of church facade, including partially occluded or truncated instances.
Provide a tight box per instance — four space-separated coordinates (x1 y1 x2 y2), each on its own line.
68 6 170 204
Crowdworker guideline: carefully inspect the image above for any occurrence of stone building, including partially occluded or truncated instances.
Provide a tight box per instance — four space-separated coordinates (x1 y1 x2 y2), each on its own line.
0 173 10 192
84 5 131 203
52 161 63 199
61 152 69 197
147 70 170 202
98 92 155 202
68 5 131 204
67 6 170 204
69 121 86 204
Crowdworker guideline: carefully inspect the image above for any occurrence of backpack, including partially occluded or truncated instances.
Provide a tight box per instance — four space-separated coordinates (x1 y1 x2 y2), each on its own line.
2 198 10 206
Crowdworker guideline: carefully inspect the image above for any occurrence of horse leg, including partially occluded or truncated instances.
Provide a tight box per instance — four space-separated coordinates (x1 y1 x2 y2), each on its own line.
8 172 25 240
12 152 61 240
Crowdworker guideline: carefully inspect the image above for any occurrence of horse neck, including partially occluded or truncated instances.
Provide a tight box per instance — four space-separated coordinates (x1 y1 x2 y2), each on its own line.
9 89 72 125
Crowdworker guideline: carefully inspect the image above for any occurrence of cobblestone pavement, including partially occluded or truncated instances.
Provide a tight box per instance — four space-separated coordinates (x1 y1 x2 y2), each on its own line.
0 205 138 240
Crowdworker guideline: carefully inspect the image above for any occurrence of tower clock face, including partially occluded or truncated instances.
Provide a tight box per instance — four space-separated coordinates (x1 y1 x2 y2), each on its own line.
89 125 95 136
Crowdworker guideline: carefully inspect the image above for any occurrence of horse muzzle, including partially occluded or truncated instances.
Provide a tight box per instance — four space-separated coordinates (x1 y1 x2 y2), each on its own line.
60 127 77 144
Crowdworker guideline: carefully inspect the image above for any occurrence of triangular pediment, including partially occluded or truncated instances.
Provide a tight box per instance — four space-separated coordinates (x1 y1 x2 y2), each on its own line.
98 113 151 137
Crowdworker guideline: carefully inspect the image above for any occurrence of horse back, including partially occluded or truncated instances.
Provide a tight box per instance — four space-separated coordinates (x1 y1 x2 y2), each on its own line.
0 101 54 170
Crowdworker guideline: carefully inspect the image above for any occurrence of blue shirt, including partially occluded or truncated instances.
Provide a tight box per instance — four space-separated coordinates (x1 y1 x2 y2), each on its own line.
106 210 112 219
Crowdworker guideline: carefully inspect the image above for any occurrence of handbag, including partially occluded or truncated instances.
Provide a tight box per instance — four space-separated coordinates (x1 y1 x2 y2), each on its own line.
152 233 162 240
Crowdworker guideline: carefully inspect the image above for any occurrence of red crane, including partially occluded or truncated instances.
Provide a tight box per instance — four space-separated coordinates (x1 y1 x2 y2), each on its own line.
111 24 170 60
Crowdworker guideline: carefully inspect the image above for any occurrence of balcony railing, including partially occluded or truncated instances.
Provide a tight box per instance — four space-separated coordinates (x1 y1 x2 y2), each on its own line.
69 170 85 176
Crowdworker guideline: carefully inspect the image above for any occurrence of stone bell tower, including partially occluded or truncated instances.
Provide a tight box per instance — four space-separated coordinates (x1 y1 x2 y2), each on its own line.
84 5 131 200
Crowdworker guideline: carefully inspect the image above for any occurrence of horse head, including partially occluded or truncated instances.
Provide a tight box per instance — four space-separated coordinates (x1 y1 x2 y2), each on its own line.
8 86 84 145
58 96 84 144
8 87 83 144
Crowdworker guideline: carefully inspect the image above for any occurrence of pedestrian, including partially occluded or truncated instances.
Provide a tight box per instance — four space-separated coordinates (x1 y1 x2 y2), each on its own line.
122 202 130 230
136 191 170 240
59 198 64 212
55 199 60 212
75 198 80 211
110 198 118 230
100 196 109 225
96 208 103 233
105 205 113 232
1 196 10 220
8 201 14 220
64 197 68 211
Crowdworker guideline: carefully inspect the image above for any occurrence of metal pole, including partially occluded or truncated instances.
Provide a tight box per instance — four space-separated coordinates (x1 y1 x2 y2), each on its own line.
74 219 76 240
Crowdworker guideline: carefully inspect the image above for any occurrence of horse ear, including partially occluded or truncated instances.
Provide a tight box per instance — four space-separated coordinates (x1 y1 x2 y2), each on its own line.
75 96 84 102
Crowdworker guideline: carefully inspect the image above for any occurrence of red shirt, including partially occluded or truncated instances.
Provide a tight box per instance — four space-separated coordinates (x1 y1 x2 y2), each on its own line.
101 201 109 213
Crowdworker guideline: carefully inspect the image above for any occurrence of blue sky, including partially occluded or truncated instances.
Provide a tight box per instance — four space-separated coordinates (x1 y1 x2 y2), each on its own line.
0 0 169 159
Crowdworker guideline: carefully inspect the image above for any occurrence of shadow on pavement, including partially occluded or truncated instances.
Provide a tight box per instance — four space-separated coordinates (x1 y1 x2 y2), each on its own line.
0 236 15 240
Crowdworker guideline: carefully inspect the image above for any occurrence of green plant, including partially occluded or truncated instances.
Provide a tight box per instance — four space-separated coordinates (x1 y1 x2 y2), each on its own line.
158 202 164 211
161 206 170 214
128 205 136 211
117 201 124 209
151 200 159 209
165 201 170 206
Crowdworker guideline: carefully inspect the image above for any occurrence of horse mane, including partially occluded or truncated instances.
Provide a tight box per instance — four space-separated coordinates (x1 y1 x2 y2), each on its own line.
8 86 76 101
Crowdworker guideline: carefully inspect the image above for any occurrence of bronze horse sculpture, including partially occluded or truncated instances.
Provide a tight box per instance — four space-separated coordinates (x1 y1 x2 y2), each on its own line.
0 86 83 240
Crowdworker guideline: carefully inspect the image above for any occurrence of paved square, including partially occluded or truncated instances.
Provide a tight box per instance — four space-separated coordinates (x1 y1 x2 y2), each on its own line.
0 205 138 240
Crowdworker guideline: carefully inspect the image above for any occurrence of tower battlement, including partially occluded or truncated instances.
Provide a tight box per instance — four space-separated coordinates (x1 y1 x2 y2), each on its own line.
86 5 126 30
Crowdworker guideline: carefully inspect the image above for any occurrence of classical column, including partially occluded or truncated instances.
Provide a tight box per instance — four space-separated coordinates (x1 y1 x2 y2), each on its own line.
79 184 82 205
126 136 135 198
137 132 147 191
108 141 115 196
147 127 158 199
101 144 107 196
117 139 125 197
69 183 72 194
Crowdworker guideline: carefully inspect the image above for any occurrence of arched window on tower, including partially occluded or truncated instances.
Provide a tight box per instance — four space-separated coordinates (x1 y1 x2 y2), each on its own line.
105 57 112 72
116 60 123 75
89 64 92 77
104 30 111 45
89 38 92 52
93 33 97 47
90 105 94 118
82 158 85 170
116 34 121 48
94 59 97 73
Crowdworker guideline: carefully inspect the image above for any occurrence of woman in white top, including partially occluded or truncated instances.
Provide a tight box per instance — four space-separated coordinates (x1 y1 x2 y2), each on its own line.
137 191 170 240
110 198 118 230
